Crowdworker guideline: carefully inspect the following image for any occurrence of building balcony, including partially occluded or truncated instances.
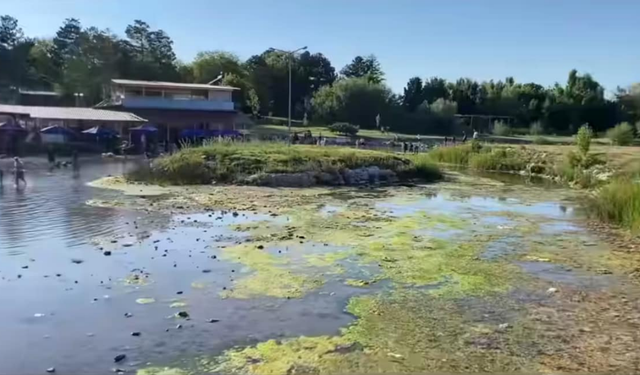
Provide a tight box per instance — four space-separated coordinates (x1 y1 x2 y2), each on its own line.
121 97 235 111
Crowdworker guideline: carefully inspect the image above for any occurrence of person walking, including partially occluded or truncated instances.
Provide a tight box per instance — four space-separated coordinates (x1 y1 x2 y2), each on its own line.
13 156 26 187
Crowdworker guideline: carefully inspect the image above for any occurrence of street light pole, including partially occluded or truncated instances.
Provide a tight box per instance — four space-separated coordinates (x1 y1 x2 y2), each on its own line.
271 46 307 143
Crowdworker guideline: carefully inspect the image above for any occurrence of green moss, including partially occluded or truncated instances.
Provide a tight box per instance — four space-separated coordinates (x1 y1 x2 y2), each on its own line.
219 243 325 299
136 367 187 375
212 291 541 374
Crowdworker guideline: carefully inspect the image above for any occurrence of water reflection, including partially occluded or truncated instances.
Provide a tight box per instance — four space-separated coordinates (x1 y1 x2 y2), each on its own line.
0 158 145 249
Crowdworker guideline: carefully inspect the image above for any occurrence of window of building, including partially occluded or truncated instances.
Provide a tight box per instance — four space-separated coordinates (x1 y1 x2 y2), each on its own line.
124 88 143 97
191 90 208 100
165 90 191 100
145 90 163 97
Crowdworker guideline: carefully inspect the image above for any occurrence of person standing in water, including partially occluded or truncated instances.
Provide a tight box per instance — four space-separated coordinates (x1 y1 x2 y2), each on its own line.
47 147 56 172
71 149 80 176
13 156 26 187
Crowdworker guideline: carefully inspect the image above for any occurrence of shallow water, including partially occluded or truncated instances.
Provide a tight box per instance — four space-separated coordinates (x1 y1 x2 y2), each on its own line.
0 161 623 374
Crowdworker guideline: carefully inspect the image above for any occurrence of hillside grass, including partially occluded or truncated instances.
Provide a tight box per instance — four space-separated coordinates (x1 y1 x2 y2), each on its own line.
128 142 442 185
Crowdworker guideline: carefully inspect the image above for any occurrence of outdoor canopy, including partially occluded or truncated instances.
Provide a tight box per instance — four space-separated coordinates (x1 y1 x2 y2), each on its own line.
130 124 158 132
82 126 119 137
40 125 77 136
0 122 27 132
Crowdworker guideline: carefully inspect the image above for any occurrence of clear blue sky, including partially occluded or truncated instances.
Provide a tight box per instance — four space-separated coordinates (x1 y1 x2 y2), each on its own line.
4 0 639 94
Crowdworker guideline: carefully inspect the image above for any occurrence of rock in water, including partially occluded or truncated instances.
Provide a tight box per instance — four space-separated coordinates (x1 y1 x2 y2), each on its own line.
103 251 112 256
176 311 189 318
131 332 141 337
46 367 55 373
208 319 220 323
114 354 126 362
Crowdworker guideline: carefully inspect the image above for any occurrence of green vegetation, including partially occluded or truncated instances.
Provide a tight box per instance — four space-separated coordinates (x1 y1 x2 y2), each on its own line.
427 144 525 173
128 142 442 185
532 136 553 145
428 144 474 165
492 121 512 136
576 124 593 155
588 178 640 231
606 122 635 146
328 122 359 136
529 121 545 135
4 15 640 137
468 148 526 172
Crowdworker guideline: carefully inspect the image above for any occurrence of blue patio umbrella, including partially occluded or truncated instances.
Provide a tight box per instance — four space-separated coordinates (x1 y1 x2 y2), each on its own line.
82 126 119 137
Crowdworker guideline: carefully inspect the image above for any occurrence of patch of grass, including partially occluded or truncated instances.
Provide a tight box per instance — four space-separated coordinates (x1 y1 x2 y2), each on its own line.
129 142 441 185
587 178 640 231
428 144 474 165
492 121 512 136
532 136 553 145
606 122 635 146
468 149 526 172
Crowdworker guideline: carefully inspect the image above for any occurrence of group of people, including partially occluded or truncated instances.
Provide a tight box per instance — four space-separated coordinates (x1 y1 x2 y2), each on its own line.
0 156 26 188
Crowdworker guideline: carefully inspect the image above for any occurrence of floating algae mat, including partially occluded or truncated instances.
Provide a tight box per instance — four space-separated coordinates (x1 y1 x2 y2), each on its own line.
112 183 640 375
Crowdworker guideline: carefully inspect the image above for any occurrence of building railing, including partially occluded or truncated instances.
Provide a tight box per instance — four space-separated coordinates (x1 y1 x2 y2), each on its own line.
122 97 234 111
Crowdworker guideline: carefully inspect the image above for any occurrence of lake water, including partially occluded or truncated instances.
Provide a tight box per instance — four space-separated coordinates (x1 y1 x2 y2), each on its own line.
0 159 621 374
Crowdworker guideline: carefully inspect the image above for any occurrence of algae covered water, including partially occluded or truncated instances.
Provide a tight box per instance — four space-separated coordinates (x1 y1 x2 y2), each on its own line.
1 164 638 374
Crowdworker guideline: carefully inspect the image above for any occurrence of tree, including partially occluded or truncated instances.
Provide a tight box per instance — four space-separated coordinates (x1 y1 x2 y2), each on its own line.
312 77 392 128
402 77 423 112
422 77 449 104
340 55 384 84
121 20 179 81
0 15 34 92
428 98 458 118
0 15 23 48
192 50 246 83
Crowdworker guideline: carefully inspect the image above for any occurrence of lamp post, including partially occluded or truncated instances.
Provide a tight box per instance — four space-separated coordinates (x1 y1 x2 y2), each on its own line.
271 46 307 142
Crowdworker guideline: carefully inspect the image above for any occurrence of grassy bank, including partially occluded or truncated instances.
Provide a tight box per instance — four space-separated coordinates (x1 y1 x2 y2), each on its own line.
587 178 640 232
128 142 441 185
428 143 527 173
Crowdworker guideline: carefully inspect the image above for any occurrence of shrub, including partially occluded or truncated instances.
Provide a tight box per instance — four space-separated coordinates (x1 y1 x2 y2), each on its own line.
529 121 545 136
606 122 635 146
576 124 593 155
468 149 526 172
403 154 443 181
492 121 512 136
328 122 359 136
428 144 474 165
587 178 640 231
532 136 553 145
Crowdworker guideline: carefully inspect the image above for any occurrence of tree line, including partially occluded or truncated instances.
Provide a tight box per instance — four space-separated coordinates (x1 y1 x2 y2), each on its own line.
2 15 639 135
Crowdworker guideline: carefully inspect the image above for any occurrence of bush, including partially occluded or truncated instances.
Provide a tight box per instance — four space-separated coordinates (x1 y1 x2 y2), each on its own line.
576 124 593 155
403 154 443 181
328 122 359 136
529 121 545 136
587 178 640 231
606 122 635 146
532 136 553 145
428 144 474 165
468 149 526 172
492 121 512 136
